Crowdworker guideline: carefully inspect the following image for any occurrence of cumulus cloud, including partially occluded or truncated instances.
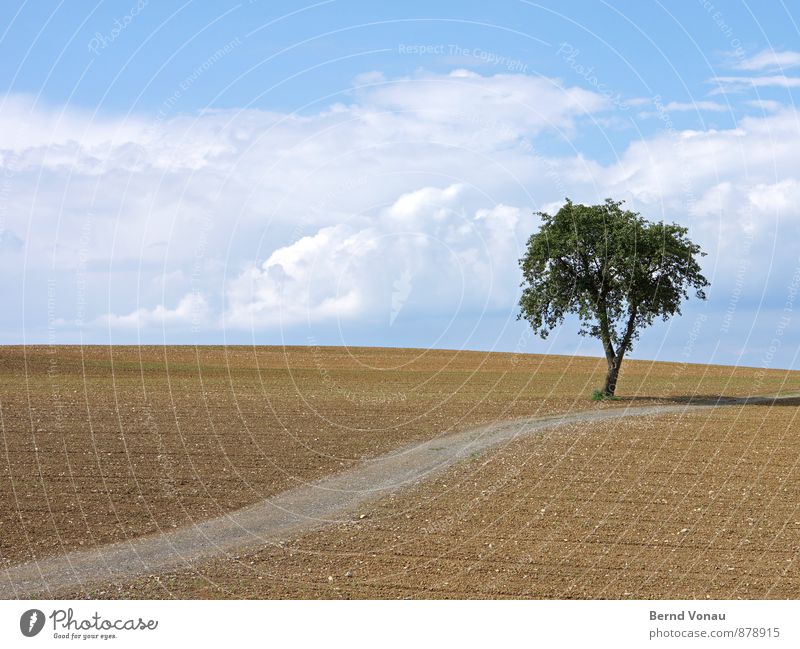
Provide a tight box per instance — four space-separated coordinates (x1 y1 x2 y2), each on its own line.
2 67 800 347
601 108 800 210
1 69 612 335
225 224 373 327
747 179 800 214
224 184 526 329
0 69 609 272
352 69 609 138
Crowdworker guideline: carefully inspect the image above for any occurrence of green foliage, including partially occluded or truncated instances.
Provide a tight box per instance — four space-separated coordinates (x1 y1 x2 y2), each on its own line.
518 199 709 395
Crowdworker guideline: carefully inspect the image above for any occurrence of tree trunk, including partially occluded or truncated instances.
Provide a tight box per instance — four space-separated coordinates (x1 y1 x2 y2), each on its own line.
603 357 621 396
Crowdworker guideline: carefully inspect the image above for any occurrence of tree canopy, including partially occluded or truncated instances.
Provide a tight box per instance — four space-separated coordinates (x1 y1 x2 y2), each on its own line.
518 198 709 396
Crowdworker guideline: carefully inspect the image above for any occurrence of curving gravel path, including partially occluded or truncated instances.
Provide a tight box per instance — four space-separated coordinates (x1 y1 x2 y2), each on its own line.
1 395 792 598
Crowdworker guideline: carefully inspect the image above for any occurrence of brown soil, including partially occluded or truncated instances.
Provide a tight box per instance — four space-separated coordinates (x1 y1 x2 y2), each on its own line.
1 345 797 598
72 403 800 600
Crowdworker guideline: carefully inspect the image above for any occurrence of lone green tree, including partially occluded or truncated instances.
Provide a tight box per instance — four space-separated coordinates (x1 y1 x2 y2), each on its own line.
518 199 709 397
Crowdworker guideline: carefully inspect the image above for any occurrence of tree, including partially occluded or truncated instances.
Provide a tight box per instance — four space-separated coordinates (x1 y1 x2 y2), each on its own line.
518 199 709 397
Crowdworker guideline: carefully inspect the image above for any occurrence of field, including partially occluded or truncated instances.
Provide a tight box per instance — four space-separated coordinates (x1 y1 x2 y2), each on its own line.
1 345 798 598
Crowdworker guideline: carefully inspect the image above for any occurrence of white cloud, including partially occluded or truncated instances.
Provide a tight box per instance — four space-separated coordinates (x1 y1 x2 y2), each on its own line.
3 67 800 341
601 109 800 208
102 292 210 329
668 100 728 111
1 69 612 334
355 69 609 138
0 69 609 273
662 100 728 113
747 179 800 214
744 99 785 112
735 49 800 71
709 75 800 93
690 182 735 219
637 100 729 119
595 108 800 291
221 100 800 333
710 49 800 97
225 224 371 327
0 94 152 154
224 184 527 329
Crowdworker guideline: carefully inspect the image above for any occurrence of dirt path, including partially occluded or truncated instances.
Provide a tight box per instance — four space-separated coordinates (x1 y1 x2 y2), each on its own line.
0 396 790 598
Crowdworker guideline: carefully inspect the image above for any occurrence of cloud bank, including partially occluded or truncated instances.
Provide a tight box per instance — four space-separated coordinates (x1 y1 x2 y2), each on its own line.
2 67 799 364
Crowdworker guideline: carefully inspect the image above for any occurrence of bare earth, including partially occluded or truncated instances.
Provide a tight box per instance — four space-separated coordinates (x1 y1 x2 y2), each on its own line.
1 346 798 599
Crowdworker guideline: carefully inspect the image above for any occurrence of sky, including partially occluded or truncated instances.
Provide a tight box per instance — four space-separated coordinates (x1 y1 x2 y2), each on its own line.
1 0 799 370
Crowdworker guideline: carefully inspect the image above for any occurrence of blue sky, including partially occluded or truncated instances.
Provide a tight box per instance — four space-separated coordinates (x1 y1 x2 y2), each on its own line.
1 0 799 370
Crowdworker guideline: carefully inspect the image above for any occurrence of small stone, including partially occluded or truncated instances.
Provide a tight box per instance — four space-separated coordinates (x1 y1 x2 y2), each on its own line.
345 570 353 577
359 514 368 519
327 575 333 582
